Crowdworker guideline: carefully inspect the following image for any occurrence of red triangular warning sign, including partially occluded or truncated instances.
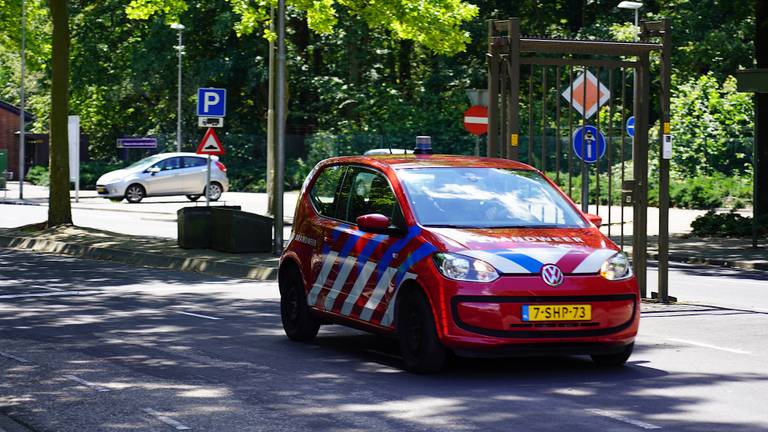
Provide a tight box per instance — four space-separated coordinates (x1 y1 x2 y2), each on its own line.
196 128 225 155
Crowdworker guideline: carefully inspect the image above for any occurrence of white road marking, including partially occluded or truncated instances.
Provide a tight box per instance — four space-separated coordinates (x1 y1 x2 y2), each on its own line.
587 409 662 430
142 408 192 430
175 311 221 320
62 374 111 392
0 290 100 300
666 338 751 355
0 350 31 363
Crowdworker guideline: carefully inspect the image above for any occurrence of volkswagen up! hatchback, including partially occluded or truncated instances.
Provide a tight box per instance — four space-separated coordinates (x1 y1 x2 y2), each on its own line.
96 152 229 203
279 149 639 373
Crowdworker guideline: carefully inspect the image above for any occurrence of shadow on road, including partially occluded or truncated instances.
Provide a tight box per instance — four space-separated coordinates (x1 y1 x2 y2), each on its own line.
0 249 766 431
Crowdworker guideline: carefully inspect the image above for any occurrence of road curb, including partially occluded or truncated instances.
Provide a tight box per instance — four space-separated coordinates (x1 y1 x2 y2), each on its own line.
0 234 278 281
647 251 768 272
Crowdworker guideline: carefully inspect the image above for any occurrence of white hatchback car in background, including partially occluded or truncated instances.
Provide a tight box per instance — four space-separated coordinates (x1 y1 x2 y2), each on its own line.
96 152 229 203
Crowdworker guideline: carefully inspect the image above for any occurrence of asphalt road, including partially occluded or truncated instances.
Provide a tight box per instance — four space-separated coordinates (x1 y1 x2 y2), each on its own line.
1 249 767 431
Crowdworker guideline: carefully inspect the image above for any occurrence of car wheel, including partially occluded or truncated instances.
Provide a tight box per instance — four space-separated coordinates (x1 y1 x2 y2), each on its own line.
205 182 223 201
397 289 447 374
124 184 145 203
280 268 320 342
186 194 201 202
591 343 634 367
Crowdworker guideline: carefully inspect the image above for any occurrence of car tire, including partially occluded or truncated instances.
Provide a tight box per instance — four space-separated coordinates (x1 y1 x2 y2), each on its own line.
591 343 634 367
186 194 201 202
205 182 223 202
280 267 320 342
124 184 145 203
396 289 447 374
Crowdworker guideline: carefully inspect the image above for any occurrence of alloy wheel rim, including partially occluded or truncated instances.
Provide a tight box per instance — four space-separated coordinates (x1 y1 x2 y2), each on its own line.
127 187 142 200
209 184 222 200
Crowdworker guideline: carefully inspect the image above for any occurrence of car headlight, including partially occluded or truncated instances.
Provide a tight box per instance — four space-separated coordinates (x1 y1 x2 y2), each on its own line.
433 253 499 282
600 252 633 280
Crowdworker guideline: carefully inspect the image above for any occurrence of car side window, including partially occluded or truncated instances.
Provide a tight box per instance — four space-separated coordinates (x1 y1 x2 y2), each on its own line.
338 168 404 226
183 157 206 168
154 157 182 171
309 165 345 218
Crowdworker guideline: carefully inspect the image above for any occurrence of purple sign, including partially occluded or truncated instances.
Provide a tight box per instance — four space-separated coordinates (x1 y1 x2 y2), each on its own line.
117 137 157 149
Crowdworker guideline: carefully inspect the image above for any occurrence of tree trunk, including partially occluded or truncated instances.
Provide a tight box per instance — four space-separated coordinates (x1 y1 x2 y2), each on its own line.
756 0 768 227
398 40 413 85
567 0 584 34
48 0 72 227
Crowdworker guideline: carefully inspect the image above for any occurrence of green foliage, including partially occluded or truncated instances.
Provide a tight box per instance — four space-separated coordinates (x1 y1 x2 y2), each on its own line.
26 165 49 186
79 160 125 189
548 167 752 210
690 210 755 237
125 0 478 55
671 74 754 177
664 173 752 210
0 0 759 200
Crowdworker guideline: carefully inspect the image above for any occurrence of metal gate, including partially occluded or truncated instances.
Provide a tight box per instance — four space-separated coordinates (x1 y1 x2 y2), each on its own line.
486 18 672 301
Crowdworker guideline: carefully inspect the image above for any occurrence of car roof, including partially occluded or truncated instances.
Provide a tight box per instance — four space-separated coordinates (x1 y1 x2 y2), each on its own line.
321 154 537 171
154 152 218 159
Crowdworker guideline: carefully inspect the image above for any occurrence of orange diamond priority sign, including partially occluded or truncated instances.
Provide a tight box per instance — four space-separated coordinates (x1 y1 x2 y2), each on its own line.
196 128 225 155
561 71 610 120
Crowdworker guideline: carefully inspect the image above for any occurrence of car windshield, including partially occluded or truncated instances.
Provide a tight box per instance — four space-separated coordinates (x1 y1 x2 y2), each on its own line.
397 167 587 229
127 154 165 169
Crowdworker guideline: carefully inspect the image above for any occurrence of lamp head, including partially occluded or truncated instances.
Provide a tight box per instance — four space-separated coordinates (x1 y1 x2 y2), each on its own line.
617 1 642 10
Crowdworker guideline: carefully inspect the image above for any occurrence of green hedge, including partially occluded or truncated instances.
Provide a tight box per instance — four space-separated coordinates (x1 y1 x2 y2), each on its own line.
26 165 49 187
547 170 751 210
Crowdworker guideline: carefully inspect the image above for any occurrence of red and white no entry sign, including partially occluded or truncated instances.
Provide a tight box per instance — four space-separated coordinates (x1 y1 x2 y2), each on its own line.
463 105 488 136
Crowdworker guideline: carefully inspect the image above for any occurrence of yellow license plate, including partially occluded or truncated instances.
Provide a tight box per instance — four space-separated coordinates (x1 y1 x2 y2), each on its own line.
522 304 591 321
97 186 107 193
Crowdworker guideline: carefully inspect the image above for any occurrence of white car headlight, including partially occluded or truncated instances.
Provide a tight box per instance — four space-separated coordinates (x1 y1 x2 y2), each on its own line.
600 252 633 280
433 253 499 282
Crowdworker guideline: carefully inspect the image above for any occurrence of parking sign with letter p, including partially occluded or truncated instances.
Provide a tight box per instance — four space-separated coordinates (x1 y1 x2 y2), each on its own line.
197 88 227 117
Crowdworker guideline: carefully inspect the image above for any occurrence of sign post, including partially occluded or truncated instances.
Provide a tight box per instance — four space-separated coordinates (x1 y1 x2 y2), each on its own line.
68 115 80 203
196 128 225 206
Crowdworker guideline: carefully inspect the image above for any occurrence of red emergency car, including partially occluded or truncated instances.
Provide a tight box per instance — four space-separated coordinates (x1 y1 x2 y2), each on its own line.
279 143 639 373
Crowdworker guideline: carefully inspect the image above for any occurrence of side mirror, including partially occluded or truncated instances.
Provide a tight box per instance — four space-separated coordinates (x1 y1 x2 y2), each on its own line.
585 213 602 228
147 167 161 175
356 213 392 233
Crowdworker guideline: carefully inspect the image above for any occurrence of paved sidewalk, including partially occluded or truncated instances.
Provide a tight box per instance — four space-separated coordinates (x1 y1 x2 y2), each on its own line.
1 183 765 278
1 223 765 282
615 234 768 271
0 225 279 281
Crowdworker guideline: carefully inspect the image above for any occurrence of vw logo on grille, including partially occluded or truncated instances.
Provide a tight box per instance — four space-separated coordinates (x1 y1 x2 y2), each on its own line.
541 264 564 287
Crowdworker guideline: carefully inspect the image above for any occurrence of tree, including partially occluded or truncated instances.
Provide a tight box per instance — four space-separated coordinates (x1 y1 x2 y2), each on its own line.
47 0 71 226
124 0 478 55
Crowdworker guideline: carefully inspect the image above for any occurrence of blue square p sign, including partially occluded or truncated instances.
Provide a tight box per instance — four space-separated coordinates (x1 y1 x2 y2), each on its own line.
197 88 227 117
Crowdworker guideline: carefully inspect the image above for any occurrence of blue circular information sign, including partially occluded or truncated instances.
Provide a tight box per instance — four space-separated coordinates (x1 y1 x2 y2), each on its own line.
572 125 606 164
626 116 635 137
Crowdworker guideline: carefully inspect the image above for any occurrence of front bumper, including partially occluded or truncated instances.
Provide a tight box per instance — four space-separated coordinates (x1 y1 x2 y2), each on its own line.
96 184 125 198
431 274 640 351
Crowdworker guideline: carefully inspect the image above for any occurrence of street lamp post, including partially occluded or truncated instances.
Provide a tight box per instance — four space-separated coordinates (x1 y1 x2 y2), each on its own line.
170 23 185 152
617 1 643 39
19 0 26 199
